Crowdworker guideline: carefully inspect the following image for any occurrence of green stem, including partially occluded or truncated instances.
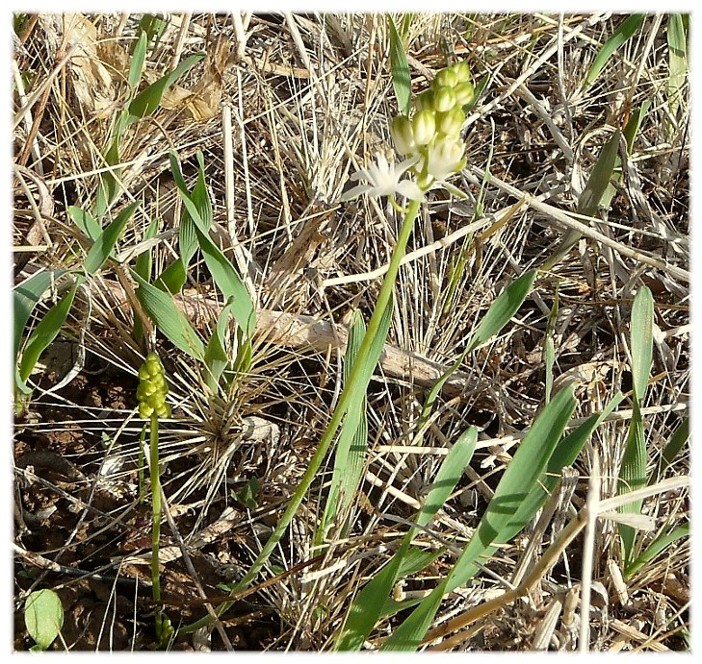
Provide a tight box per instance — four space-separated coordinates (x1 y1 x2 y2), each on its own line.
179 197 422 635
150 413 162 606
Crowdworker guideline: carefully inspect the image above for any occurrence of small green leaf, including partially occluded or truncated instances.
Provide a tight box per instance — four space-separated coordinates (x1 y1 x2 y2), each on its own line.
14 269 63 360
68 205 101 241
24 589 64 650
128 31 148 89
624 522 689 579
18 282 79 387
84 201 139 274
582 15 646 90
131 270 205 360
387 16 412 116
203 299 236 392
128 52 205 120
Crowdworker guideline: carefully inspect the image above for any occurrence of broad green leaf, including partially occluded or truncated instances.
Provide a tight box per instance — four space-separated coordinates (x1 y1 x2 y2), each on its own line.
136 14 169 54
128 52 205 120
67 205 101 241
18 282 79 387
24 589 64 650
83 201 139 274
387 16 411 116
131 270 205 360
624 522 689 579
155 258 187 294
582 14 645 89
382 386 576 651
193 225 256 337
511 391 624 532
578 129 621 217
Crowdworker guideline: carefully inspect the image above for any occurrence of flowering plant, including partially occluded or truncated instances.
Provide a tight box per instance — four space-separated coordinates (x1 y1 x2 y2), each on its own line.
343 61 474 204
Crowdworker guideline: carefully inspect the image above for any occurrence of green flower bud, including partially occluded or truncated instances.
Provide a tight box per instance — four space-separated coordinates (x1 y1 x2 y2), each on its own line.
139 402 155 419
454 81 475 107
433 68 458 90
391 115 416 155
415 90 435 112
412 109 436 146
450 61 471 84
437 106 464 138
433 86 456 113
137 352 170 419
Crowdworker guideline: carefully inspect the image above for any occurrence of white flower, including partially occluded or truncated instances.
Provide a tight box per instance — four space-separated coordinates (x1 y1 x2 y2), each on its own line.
341 153 424 201
424 137 466 183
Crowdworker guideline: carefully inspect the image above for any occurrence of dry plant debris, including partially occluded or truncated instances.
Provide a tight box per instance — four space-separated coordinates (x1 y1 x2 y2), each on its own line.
13 12 688 651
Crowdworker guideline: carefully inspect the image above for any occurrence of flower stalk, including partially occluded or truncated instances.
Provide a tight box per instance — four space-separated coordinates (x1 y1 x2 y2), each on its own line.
137 352 172 644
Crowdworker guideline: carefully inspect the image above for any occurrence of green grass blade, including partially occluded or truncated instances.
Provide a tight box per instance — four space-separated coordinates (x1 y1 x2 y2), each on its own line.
622 102 651 154
465 269 536 353
624 522 689 579
421 270 535 433
619 285 654 564
155 258 188 294
83 201 139 275
387 15 411 116
317 310 371 544
666 14 688 121
337 426 477 651
655 416 689 481
204 299 235 392
128 52 205 120
128 31 148 89
630 285 654 400
133 218 159 344
192 224 256 337
382 385 576 650
18 282 80 386
578 129 621 217
512 391 624 532
131 270 205 360
14 269 63 360
67 205 101 241
416 427 477 530
544 290 559 404
582 14 645 89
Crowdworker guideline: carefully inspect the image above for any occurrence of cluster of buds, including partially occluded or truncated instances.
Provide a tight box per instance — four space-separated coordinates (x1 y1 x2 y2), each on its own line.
391 61 474 191
137 352 171 419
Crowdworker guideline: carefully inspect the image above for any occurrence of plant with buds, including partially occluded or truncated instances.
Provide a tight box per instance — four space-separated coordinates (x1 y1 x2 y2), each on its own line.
343 61 474 204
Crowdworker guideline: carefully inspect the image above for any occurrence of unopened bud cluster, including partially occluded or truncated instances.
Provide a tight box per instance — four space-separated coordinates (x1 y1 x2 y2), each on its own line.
137 352 171 419
391 61 474 190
